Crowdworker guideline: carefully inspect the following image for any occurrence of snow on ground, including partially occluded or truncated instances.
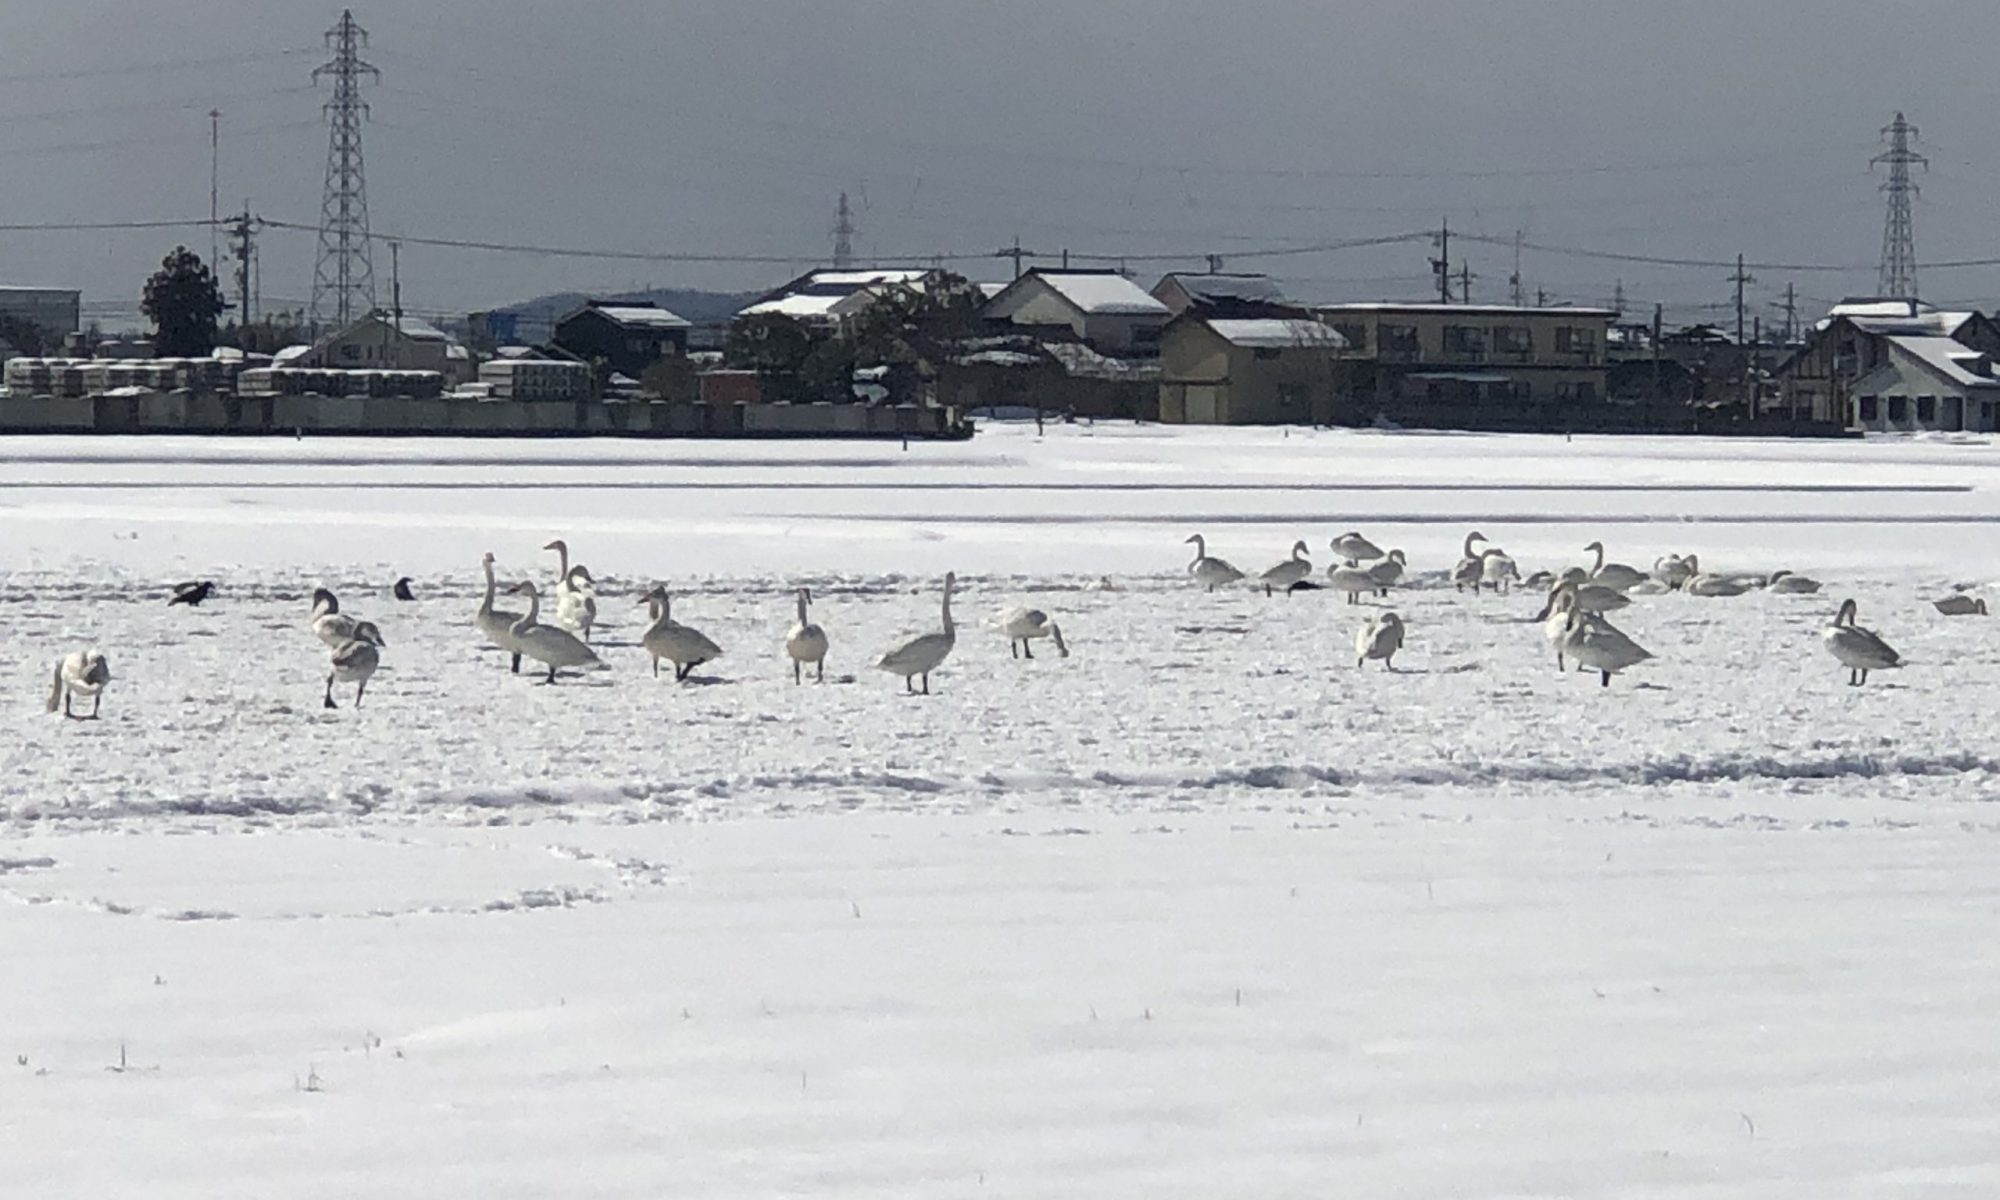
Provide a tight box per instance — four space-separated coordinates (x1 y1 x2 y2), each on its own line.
2 423 1998 1197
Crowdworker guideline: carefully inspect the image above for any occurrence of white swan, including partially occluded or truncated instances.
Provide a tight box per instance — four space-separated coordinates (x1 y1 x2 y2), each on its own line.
639 586 724 681
323 620 384 710
310 587 359 648
1327 559 1379 605
46 649 110 720
545 539 597 642
1479 548 1520 593
1535 577 1630 620
998 605 1069 660
1766 570 1822 595
1185 535 1244 592
1823 598 1900 685
876 572 957 693
1355 610 1404 670
1258 541 1313 595
784 587 830 683
506 581 602 683
1653 554 1696 591
1562 607 1653 686
1452 531 1488 592
1584 541 1649 592
1542 588 1610 672
1331 530 1385 565
476 552 525 674
1933 593 1988 616
1683 556 1754 597
1368 549 1407 595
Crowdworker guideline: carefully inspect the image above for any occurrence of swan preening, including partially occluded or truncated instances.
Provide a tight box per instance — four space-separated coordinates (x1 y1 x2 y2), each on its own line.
1185 535 1244 592
640 585 724 681
1823 598 1900 685
1562 606 1653 686
507 581 602 683
785 588 830 683
1933 593 1988 616
999 606 1069 660
877 572 956 693
1355 611 1404 670
1259 541 1312 595
324 621 385 710
47 649 111 720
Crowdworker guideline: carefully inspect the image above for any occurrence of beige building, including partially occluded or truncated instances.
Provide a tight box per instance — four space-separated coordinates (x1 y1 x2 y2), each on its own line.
1775 300 2000 430
1157 314 1348 424
1313 302 1616 412
980 269 1170 356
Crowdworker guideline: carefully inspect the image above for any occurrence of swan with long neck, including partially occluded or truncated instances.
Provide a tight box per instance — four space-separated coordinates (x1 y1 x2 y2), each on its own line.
639 585 724 681
785 587 830 683
1185 535 1244 592
309 587 359 648
1452 531 1488 591
998 605 1069 660
476 552 525 674
1823 598 1899 685
506 581 601 683
1682 556 1754 597
1583 541 1649 592
1368 549 1407 595
876 572 957 693
1327 552 1379 605
1258 540 1313 595
46 649 111 720
1562 606 1653 687
545 539 598 643
1533 577 1630 621
324 621 385 710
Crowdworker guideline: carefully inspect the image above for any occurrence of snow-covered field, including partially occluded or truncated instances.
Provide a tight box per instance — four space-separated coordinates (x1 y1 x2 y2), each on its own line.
4 424 1998 1197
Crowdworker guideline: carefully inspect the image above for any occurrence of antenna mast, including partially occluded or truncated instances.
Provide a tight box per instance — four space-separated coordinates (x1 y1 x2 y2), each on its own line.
1872 112 1926 301
832 192 856 269
310 10 380 328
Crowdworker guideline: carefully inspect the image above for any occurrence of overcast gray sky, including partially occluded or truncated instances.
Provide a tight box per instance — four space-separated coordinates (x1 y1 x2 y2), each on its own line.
6 0 1999 328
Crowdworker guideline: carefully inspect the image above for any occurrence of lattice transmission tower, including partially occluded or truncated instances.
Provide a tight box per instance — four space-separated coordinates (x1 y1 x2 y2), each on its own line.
832 192 857 269
1872 111 1926 301
310 10 380 327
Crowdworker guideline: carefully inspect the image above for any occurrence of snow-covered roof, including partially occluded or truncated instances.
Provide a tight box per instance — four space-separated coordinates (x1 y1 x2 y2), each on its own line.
589 304 690 330
1314 302 1618 318
741 293 847 320
1041 341 1160 381
1159 273 1285 305
1206 318 1347 350
1032 272 1170 316
1842 312 1975 338
273 345 311 364
1891 336 2000 389
394 316 448 342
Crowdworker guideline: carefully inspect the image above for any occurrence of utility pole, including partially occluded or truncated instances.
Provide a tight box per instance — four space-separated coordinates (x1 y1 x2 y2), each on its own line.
1729 253 1755 348
832 192 856 269
1509 230 1525 307
310 9 380 327
1205 253 1224 274
389 239 402 327
208 109 221 271
1771 282 1799 344
1873 111 1926 301
1612 279 1626 317
1651 302 1663 401
995 237 1036 279
1430 219 1451 304
1457 263 1474 304
228 207 257 329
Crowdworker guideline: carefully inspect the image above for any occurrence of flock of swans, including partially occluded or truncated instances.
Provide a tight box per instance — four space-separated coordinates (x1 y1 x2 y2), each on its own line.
41 523 1984 721
1186 528 1960 688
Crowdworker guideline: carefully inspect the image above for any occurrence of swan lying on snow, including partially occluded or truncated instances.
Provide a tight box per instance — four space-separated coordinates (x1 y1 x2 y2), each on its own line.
1823 598 1899 685
1767 570 1822 595
1933 593 1988 616
47 649 111 720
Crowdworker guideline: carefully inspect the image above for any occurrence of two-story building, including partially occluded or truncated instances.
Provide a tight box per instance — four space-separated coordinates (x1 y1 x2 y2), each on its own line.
1157 314 1349 425
552 301 690 379
980 269 1171 356
1311 302 1616 417
1775 299 2000 430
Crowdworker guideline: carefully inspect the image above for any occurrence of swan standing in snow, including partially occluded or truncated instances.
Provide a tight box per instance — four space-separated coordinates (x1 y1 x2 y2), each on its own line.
1185 535 1244 592
46 649 111 720
1368 549 1407 595
1452 531 1488 591
476 552 526 673
1766 570 1822 595
784 587 830 683
1258 541 1313 595
1933 593 1988 616
876 572 957 694
1823 598 1900 685
1562 607 1653 686
545 540 598 642
323 621 385 710
999 605 1069 660
506 581 602 683
1327 558 1379 605
639 586 724 681
1542 589 1611 672
1355 611 1404 669
1479 548 1520 593
1584 541 1649 592
309 587 360 648
1331 531 1385 565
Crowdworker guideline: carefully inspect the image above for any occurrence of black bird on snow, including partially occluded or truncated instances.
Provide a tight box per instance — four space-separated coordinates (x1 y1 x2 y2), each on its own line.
168 580 215 607
392 577 417 602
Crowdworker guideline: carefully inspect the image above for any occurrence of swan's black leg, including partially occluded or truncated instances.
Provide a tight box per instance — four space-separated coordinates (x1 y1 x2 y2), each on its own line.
356 678 367 708
323 674 338 710
1600 670 1611 687
64 692 76 720
921 674 930 695
1024 642 1034 660
794 660 802 684
91 693 102 719
1010 641 1018 659
905 675 914 693
816 659 824 682
510 652 521 674
546 665 558 684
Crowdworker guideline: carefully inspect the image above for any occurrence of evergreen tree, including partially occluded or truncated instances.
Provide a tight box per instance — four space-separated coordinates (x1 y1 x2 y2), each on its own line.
141 246 227 357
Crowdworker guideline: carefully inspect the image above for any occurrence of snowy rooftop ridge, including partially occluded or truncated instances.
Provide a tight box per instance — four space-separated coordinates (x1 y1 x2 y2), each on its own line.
1890 336 2000 389
1031 272 1170 316
1205 318 1347 349
589 304 690 329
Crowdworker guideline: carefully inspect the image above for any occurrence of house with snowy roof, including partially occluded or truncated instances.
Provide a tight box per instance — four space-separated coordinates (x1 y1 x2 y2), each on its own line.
1150 272 1288 318
979 269 1171 356
737 268 941 331
305 312 473 385
1775 298 2000 430
553 300 691 378
1157 311 1349 424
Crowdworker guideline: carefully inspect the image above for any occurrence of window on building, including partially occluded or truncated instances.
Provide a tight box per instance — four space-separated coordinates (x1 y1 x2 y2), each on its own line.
1917 395 1937 423
1442 325 1487 358
1858 395 1879 421
1131 326 1163 346
1380 324 1420 361
1252 346 1281 361
1332 322 1367 351
1492 326 1531 359
1887 396 1909 422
